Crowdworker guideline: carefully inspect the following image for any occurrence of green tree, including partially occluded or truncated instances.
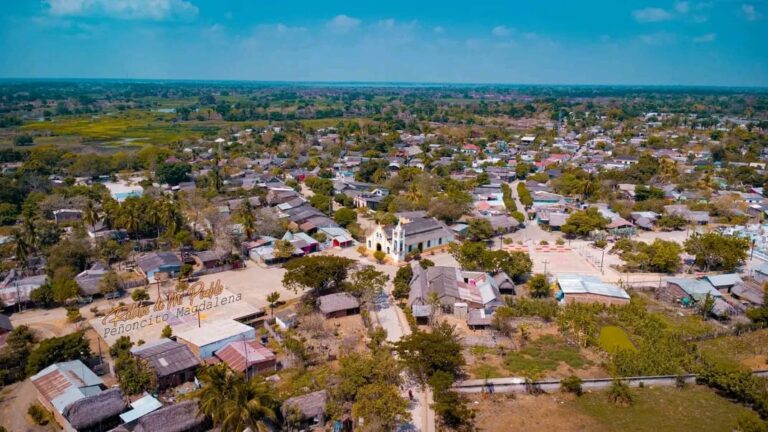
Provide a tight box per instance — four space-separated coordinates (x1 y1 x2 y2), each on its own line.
30 282 55 307
156 162 191 185
51 267 79 303
333 207 357 227
161 325 173 338
684 232 750 272
115 353 154 395
282 256 355 295
346 265 388 304
193 364 278 432
395 322 464 384
393 265 414 300
266 291 281 316
273 240 295 260
46 239 92 274
517 182 533 207
429 370 476 430
657 214 688 231
561 207 610 237
528 274 551 298
352 382 410 430
466 218 494 241
26 332 92 375
131 288 150 303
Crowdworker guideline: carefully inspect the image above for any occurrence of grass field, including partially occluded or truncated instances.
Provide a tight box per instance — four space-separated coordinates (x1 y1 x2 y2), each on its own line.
697 329 768 370
20 111 233 145
597 326 635 353
17 110 358 147
504 334 589 376
574 385 759 432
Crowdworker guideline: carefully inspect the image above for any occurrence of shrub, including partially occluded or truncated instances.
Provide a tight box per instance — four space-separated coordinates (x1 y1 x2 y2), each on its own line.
560 375 584 396
556 238 565 246
66 308 83 323
28 404 49 425
356 245 367 256
594 239 608 249
373 250 386 263
608 380 633 406
161 325 172 338
540 240 549 245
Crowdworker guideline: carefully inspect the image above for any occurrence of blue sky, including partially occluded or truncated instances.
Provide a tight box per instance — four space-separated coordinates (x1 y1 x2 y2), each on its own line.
0 0 766 86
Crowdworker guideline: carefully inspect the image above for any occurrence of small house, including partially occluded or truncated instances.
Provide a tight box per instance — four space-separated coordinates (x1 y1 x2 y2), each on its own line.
317 293 360 318
214 340 277 375
176 319 256 360
31 360 126 432
130 338 200 390
53 209 83 224
136 252 181 282
556 275 630 306
282 390 329 430
703 274 743 293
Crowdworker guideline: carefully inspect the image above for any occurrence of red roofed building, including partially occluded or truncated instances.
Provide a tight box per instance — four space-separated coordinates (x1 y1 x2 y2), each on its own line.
214 340 276 376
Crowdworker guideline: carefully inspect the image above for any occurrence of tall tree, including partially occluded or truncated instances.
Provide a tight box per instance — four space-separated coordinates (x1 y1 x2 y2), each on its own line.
193 364 277 432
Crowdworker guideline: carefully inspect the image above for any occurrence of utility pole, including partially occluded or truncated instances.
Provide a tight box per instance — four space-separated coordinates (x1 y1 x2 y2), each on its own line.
600 248 605 274
543 259 549 277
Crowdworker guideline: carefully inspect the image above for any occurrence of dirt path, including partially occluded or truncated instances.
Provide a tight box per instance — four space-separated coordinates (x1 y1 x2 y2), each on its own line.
471 393 607 432
0 380 56 432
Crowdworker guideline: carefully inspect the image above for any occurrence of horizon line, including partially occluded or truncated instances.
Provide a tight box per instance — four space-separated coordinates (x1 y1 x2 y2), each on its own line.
0 77 767 91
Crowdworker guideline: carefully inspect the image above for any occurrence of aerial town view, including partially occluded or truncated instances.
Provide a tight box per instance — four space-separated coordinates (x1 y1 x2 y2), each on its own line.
0 1 767 432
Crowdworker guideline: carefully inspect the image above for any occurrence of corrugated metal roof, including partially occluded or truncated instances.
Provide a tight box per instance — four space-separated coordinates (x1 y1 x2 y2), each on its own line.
176 320 254 347
704 274 743 288
558 275 630 300
131 338 199 378
119 393 163 424
30 360 103 413
215 340 275 373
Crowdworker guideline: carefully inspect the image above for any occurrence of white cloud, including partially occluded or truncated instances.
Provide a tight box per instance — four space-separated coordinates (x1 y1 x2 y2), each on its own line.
675 2 690 14
639 31 676 45
44 0 198 21
742 4 760 21
632 7 673 22
377 18 396 30
491 25 511 37
693 32 716 43
433 26 444 34
275 23 306 33
326 14 361 34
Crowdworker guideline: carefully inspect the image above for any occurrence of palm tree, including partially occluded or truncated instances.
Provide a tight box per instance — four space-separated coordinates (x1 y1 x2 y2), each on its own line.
239 201 256 240
82 199 99 229
13 230 29 274
101 198 119 229
21 216 37 253
266 291 280 316
193 364 277 432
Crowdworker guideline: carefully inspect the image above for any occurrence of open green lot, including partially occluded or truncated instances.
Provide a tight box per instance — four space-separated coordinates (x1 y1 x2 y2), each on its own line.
597 325 635 353
697 329 768 369
504 334 590 376
574 385 760 432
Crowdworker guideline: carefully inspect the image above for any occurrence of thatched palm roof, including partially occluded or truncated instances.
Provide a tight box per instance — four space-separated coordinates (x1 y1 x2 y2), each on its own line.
63 388 127 430
133 400 208 432
281 390 328 420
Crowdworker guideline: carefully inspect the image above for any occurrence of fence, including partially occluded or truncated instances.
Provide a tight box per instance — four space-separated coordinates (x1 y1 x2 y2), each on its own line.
453 370 768 394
